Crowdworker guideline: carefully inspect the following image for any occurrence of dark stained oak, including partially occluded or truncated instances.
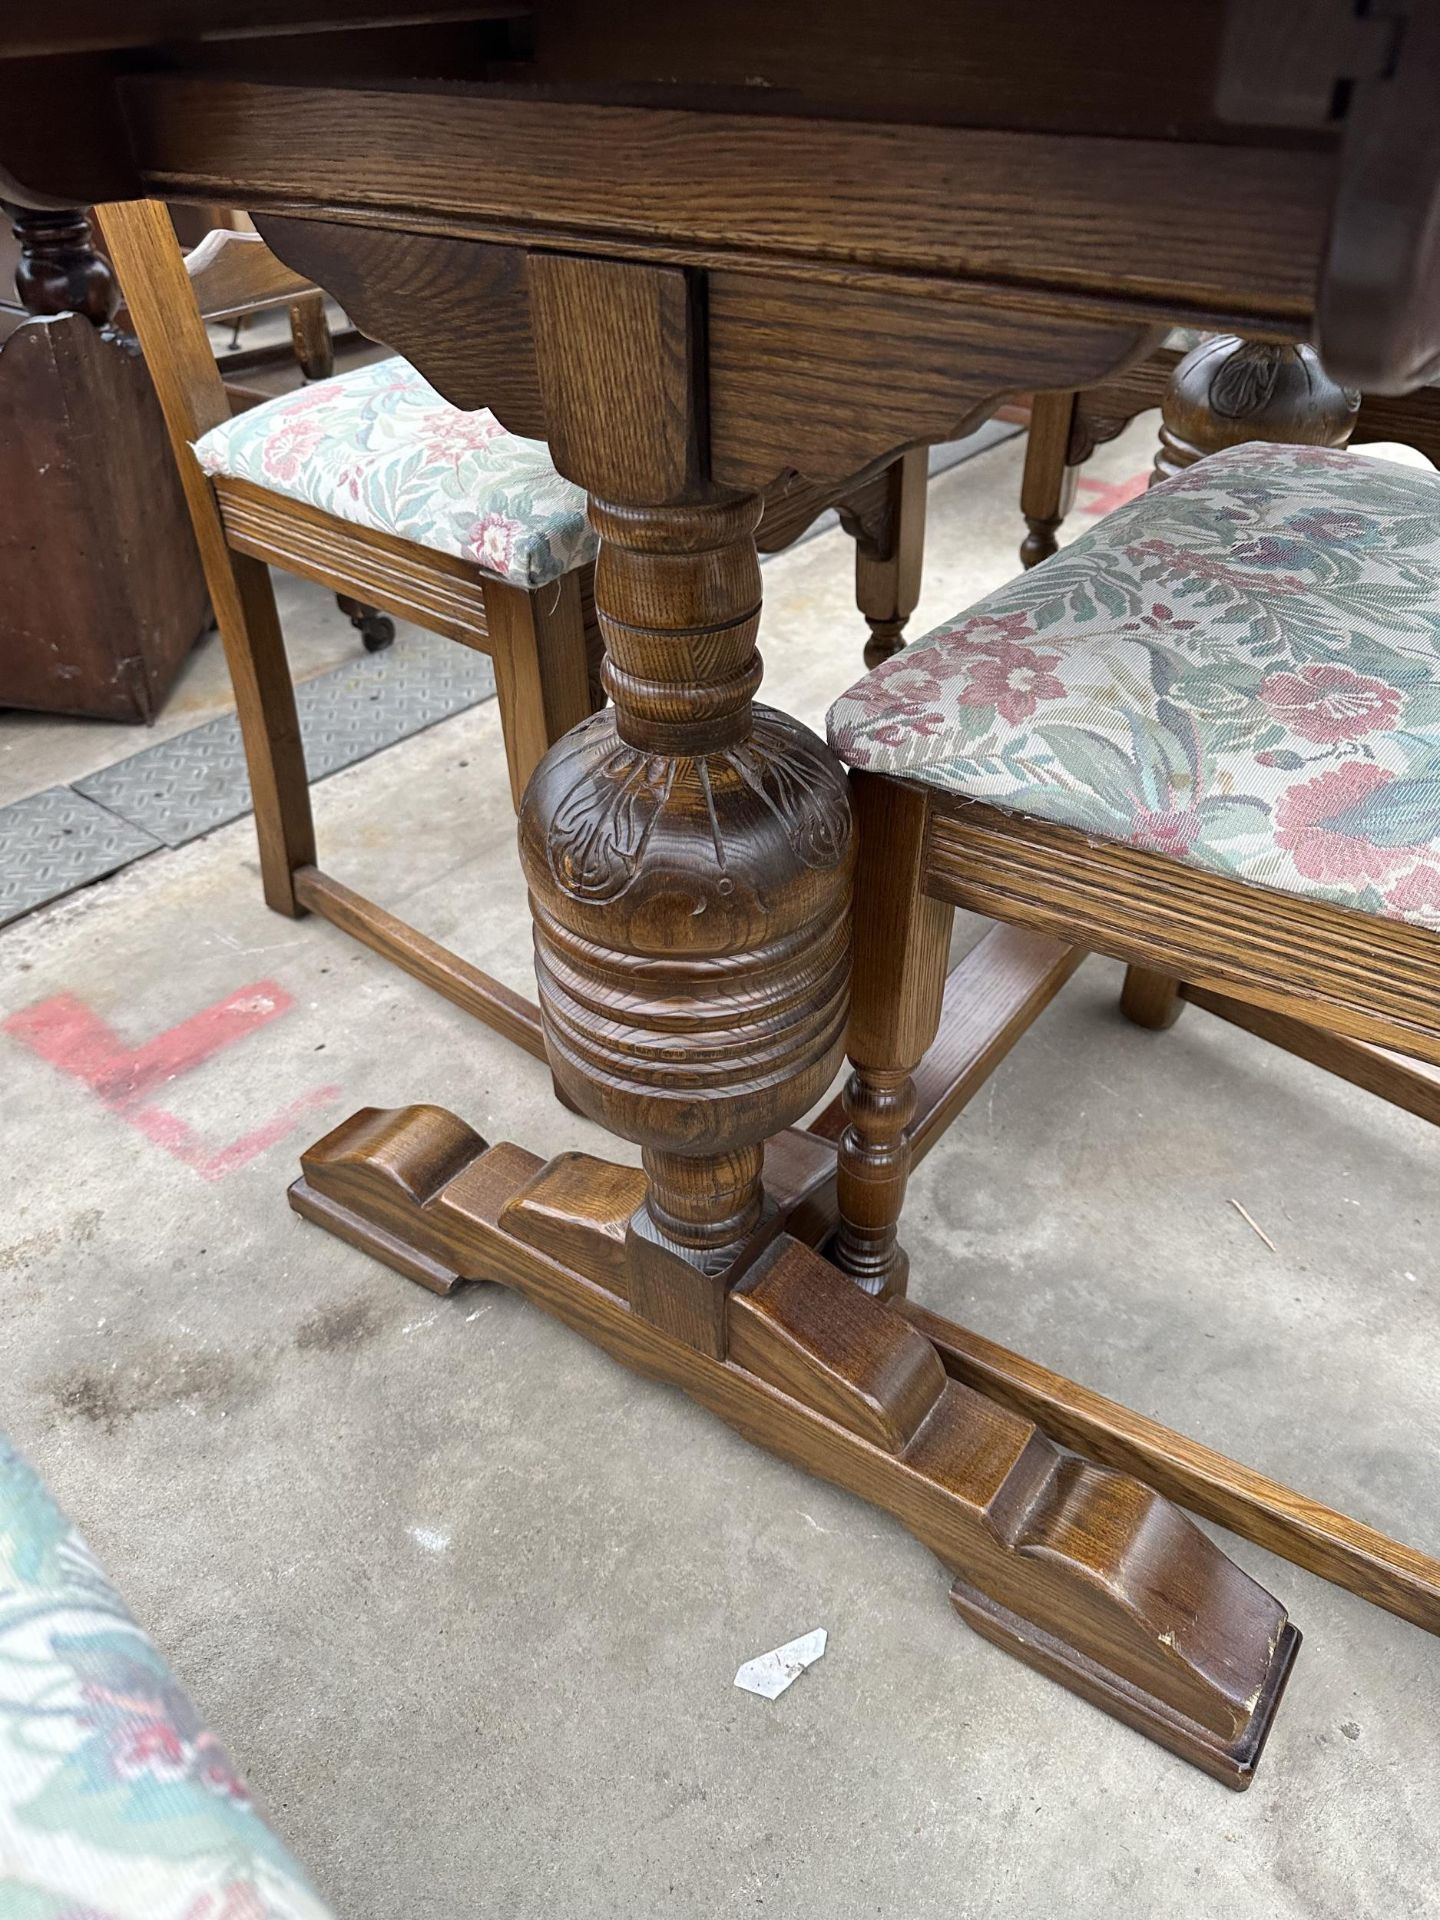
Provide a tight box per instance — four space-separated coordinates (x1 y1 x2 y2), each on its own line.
924 800 1440 1068
1180 986 1440 1129
119 77 1333 322
12 5 1440 1788
290 1107 1299 1787
901 1299 1440 1640
1153 334 1359 481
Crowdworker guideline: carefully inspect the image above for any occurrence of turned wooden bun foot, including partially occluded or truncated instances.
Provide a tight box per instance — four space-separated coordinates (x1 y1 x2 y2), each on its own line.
289 1100 1299 1788
862 617 907 669
1020 514 1062 568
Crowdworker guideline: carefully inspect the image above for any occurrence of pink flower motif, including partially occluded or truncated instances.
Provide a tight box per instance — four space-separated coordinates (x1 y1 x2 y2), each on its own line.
1130 808 1202 859
1385 863 1440 928
422 410 505 461
946 609 1036 648
1259 662 1401 744
113 1717 189 1783
260 419 325 485
958 640 1066 725
468 512 522 577
1274 761 1418 883
852 662 949 714
194 1733 251 1807
275 382 335 419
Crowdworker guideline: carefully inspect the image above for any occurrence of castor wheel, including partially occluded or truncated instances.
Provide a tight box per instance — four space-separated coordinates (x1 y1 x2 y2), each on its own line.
336 594 397 653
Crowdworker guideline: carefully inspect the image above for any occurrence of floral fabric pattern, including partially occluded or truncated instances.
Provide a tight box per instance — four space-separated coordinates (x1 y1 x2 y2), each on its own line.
193 355 595 590
828 443 1440 927
0 1436 332 1920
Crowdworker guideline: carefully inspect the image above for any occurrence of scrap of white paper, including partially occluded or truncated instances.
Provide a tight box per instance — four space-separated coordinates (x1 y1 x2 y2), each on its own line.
733 1628 827 1700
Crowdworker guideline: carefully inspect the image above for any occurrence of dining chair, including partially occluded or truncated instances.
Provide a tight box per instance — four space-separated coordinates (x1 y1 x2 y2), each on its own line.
819 438 1440 1678
1020 335 1440 1127
1018 331 1440 561
97 199 929 1059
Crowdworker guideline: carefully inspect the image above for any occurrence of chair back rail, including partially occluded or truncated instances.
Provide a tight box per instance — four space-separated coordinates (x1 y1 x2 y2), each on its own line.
96 198 339 448
183 225 316 321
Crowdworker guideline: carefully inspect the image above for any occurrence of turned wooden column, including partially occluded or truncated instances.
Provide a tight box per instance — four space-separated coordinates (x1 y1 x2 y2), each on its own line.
831 775 952 1299
518 256 854 1358
1154 334 1358 480
7 204 118 326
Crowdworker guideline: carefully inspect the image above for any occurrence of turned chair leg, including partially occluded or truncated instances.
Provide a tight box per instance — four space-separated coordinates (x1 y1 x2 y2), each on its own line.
850 445 928 668
1019 390 1081 568
833 774 954 1298
484 572 598 810
335 592 395 652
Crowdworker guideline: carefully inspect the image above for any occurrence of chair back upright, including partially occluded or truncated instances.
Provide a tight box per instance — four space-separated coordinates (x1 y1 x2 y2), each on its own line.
96 200 329 452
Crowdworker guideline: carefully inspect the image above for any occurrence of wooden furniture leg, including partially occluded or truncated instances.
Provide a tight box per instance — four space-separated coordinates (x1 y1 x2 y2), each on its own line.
845 444 928 667
832 774 953 1299
1119 965 1185 1031
290 1109 1298 1788
898 1299 1440 1637
1018 389 1081 567
486 571 596 808
95 198 316 918
289 256 1302 1787
1153 334 1359 482
519 475 853 1352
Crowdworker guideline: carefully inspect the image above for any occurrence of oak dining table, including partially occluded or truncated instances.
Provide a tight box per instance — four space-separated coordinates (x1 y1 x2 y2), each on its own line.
5 0 1440 1788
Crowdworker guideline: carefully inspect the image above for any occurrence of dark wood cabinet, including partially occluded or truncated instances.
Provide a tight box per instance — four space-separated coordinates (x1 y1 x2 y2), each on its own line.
0 207 209 722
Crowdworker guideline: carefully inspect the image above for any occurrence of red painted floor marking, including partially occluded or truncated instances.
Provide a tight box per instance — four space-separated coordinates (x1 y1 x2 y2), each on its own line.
3 979 339 1181
1078 471 1149 515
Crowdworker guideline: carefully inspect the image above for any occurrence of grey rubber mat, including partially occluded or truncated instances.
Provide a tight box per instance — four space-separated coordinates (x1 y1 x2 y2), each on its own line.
0 786 161 928
75 631 496 849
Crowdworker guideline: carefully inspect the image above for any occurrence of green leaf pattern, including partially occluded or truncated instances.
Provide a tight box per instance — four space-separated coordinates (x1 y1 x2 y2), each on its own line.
829 444 1440 928
0 1436 332 1920
194 355 594 590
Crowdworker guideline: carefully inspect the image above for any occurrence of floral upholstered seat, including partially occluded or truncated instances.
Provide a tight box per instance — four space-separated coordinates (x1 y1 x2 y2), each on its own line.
0 1434 332 1920
193 354 595 590
828 443 1440 928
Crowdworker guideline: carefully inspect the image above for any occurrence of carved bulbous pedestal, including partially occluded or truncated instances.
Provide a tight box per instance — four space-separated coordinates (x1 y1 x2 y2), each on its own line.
518 492 854 1351
1155 335 1359 481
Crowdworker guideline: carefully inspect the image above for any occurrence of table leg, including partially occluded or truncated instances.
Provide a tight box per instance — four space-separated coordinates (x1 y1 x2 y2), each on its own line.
517 490 854 1356
289 254 1297 1785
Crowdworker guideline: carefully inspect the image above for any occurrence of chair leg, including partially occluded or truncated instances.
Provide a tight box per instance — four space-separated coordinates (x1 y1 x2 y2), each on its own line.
1120 965 1185 1031
485 573 595 810
851 446 928 668
335 593 395 652
833 774 953 1299
1019 389 1081 568
214 551 316 918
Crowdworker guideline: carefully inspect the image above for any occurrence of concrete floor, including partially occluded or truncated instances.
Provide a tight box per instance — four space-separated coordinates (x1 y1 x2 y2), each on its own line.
3 420 1439 1918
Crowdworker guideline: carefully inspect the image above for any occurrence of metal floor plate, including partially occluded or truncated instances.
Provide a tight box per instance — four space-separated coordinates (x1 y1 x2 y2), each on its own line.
1 631 496 926
0 786 161 928
75 631 496 849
